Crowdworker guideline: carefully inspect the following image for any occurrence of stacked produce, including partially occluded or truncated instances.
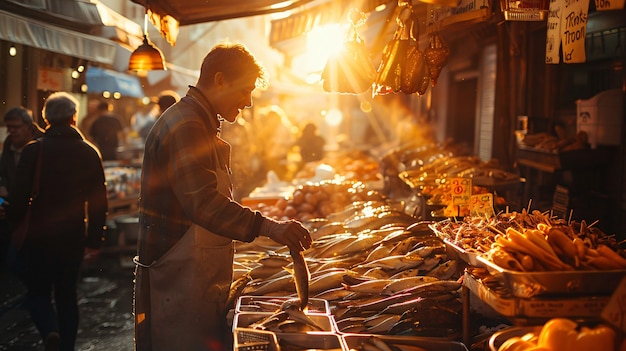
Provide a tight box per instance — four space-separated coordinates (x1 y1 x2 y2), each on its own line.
294 151 382 183
250 180 387 222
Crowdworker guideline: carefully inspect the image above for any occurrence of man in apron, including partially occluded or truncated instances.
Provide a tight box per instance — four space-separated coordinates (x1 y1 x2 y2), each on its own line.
134 42 312 351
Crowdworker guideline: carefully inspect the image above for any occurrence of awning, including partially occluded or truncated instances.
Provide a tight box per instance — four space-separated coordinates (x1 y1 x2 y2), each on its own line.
86 66 145 98
0 10 117 65
131 0 317 26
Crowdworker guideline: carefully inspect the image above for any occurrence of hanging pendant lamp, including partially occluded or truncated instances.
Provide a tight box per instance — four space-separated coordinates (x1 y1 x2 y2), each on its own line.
129 10 166 71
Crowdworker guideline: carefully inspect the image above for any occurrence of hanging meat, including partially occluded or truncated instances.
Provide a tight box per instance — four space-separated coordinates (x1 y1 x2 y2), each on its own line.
424 32 450 87
373 5 430 96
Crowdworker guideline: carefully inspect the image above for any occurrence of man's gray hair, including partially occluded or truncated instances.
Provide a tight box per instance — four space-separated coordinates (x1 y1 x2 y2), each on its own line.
43 92 79 125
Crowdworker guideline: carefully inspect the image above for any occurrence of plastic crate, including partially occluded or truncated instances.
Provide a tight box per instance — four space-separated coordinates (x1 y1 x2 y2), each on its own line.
234 328 280 351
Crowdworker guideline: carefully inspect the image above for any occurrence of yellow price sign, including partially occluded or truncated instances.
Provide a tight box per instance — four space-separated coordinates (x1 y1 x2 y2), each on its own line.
470 193 495 217
449 178 471 205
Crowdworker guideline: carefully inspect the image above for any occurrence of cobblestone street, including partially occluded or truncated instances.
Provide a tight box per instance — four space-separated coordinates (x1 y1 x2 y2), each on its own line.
0 254 135 351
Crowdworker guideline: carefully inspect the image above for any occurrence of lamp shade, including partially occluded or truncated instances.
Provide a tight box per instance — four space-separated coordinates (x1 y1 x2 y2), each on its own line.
128 35 166 71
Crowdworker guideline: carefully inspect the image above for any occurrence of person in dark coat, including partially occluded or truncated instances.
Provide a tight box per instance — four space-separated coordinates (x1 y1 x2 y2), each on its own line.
9 92 108 351
89 101 124 161
0 107 44 267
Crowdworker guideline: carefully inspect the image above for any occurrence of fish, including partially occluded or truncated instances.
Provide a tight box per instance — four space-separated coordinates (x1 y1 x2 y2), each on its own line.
314 286 355 301
249 265 284 279
309 222 347 240
364 243 394 263
339 292 416 318
361 267 391 280
393 280 462 297
389 236 423 256
337 233 382 256
357 254 424 271
381 276 441 296
342 279 394 294
426 259 458 280
366 314 403 334
290 249 310 310
225 273 252 311
282 304 324 331
242 274 294 295
308 269 359 295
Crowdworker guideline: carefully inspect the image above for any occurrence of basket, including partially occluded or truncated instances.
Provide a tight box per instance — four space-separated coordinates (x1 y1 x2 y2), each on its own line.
234 328 280 351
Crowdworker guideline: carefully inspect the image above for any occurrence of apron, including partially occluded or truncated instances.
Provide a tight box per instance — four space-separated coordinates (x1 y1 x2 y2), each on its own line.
135 142 234 351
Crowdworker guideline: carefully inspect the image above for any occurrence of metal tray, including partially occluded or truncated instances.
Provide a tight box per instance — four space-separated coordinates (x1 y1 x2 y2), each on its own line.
477 255 626 298
342 334 468 351
444 238 485 267
278 333 345 351
234 328 281 351
236 296 330 315
233 312 337 333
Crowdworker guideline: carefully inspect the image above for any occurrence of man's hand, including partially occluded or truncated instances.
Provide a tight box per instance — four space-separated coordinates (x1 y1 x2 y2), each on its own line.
261 218 312 253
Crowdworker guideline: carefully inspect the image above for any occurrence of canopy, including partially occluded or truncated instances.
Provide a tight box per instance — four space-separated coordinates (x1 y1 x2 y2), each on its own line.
86 67 145 98
130 0 317 26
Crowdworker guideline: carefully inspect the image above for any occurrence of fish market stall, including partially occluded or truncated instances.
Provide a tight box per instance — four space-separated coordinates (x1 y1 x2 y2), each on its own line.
231 179 472 350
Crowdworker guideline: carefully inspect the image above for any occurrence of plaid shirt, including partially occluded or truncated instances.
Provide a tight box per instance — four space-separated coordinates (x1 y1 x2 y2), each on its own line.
137 86 263 263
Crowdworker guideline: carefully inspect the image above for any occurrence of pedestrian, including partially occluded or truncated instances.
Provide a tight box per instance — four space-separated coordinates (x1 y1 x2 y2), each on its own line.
138 90 180 140
0 107 44 267
77 99 100 142
134 42 312 351
8 92 108 351
89 101 124 161
296 122 325 164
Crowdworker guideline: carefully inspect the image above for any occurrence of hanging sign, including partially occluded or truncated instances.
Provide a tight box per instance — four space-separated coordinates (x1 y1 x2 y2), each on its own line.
545 0 563 64
37 67 63 91
595 0 625 10
560 0 590 63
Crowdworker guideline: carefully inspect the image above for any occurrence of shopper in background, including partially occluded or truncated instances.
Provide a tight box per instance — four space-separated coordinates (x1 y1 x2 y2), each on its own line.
130 99 157 139
256 106 294 180
89 101 124 161
296 122 325 164
77 99 100 142
9 92 108 351
0 107 44 267
138 90 180 140
134 42 312 351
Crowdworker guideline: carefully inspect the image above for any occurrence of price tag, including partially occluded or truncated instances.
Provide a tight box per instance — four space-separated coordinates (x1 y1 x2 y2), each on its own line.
470 193 495 218
601 276 626 332
449 178 471 206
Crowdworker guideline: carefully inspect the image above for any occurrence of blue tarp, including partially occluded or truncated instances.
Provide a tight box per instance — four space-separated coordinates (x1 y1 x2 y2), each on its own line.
86 67 145 98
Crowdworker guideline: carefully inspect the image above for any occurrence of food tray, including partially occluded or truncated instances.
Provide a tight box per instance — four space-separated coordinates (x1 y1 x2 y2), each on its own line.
444 238 485 267
278 333 345 351
464 270 610 319
233 312 337 333
477 255 626 298
234 328 281 351
488 326 541 351
236 296 330 315
342 334 468 351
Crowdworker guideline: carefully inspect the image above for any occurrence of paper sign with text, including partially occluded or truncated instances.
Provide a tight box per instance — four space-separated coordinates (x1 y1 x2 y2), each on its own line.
560 0 589 63
595 0 624 10
470 193 495 217
449 178 472 206
545 0 563 64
